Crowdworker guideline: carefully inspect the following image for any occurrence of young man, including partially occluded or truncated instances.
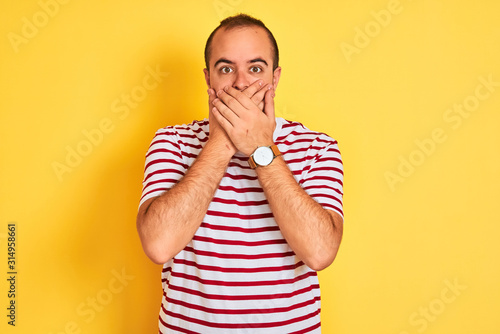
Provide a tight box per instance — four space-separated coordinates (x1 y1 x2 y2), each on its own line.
137 14 344 333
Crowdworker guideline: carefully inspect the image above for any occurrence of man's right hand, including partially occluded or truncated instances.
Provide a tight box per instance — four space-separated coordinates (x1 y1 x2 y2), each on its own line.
208 88 237 158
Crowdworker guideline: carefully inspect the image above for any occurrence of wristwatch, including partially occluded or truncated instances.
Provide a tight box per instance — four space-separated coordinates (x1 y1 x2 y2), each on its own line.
248 145 281 169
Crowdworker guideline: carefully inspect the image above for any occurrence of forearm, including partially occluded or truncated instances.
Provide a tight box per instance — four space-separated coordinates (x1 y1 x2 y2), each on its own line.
137 140 232 264
256 157 343 271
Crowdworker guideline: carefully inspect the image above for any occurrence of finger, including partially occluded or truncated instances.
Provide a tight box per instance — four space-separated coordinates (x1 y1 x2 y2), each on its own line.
263 88 275 119
208 88 216 108
213 97 239 125
251 84 272 109
211 106 233 130
221 86 254 110
242 80 264 99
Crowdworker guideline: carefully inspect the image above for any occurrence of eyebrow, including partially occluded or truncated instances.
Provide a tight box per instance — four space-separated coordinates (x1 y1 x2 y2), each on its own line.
249 58 268 67
213 57 269 68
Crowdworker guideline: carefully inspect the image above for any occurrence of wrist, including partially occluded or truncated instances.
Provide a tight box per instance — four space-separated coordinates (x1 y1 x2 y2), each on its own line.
205 136 235 164
248 144 281 169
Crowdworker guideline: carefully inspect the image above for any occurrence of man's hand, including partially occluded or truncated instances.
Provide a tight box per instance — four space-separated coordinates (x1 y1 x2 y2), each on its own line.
208 88 237 158
211 84 276 156
241 79 270 110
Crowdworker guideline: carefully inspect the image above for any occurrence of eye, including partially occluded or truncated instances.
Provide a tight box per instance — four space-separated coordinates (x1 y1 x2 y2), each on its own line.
220 66 233 74
250 66 262 73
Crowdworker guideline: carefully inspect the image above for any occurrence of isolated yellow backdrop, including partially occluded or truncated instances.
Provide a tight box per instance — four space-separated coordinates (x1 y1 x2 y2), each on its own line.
1 0 499 333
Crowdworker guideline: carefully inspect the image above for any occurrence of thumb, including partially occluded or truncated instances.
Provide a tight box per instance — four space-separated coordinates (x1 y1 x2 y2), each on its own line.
207 88 216 109
263 88 275 119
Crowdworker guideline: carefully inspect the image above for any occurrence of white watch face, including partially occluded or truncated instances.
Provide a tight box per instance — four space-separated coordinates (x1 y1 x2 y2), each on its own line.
253 146 274 166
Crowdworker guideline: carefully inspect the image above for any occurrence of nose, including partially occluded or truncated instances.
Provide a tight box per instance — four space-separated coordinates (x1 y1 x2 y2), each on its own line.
232 70 250 91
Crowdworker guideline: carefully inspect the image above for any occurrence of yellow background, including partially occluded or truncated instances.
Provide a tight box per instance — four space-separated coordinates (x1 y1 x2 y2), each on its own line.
1 0 499 333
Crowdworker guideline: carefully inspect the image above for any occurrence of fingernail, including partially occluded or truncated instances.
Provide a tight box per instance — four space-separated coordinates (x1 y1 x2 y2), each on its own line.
223 86 229 91
217 90 222 97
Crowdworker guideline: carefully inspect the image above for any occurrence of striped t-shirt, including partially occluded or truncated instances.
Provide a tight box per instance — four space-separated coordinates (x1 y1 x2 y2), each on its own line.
140 117 344 334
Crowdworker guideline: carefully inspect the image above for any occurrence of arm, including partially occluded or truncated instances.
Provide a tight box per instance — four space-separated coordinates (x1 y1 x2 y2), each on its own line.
212 86 343 271
136 125 233 264
256 157 343 271
137 82 270 264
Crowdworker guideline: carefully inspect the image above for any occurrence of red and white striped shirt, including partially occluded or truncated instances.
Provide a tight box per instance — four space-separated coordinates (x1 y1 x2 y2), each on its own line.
140 117 344 333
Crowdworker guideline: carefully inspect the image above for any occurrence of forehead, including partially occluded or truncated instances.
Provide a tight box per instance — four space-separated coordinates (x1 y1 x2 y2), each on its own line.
210 26 273 66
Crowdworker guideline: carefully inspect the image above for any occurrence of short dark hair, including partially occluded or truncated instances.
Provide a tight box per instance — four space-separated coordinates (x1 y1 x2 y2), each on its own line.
204 14 279 71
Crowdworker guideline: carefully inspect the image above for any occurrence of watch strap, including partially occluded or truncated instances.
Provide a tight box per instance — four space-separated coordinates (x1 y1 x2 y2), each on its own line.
270 144 281 158
248 156 258 169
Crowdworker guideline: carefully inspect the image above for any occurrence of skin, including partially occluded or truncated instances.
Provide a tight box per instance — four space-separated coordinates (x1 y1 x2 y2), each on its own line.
136 25 343 271
204 25 281 157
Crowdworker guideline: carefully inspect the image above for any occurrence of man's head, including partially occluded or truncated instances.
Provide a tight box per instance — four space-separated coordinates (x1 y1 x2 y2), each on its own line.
204 14 279 72
203 14 281 93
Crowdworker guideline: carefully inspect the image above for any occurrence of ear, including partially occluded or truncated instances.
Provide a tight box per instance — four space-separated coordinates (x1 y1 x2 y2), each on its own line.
272 66 281 91
203 68 211 88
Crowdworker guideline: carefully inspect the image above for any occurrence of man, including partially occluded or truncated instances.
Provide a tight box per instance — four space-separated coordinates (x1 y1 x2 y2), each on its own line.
137 14 344 333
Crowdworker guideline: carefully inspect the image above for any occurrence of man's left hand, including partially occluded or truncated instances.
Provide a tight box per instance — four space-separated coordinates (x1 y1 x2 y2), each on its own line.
212 85 276 156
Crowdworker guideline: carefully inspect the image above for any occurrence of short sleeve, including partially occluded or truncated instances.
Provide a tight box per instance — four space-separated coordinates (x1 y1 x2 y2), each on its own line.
138 128 189 208
300 141 344 220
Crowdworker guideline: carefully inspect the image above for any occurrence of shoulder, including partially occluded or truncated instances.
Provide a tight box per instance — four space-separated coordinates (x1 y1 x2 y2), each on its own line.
155 119 209 139
275 118 338 148
151 119 209 147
